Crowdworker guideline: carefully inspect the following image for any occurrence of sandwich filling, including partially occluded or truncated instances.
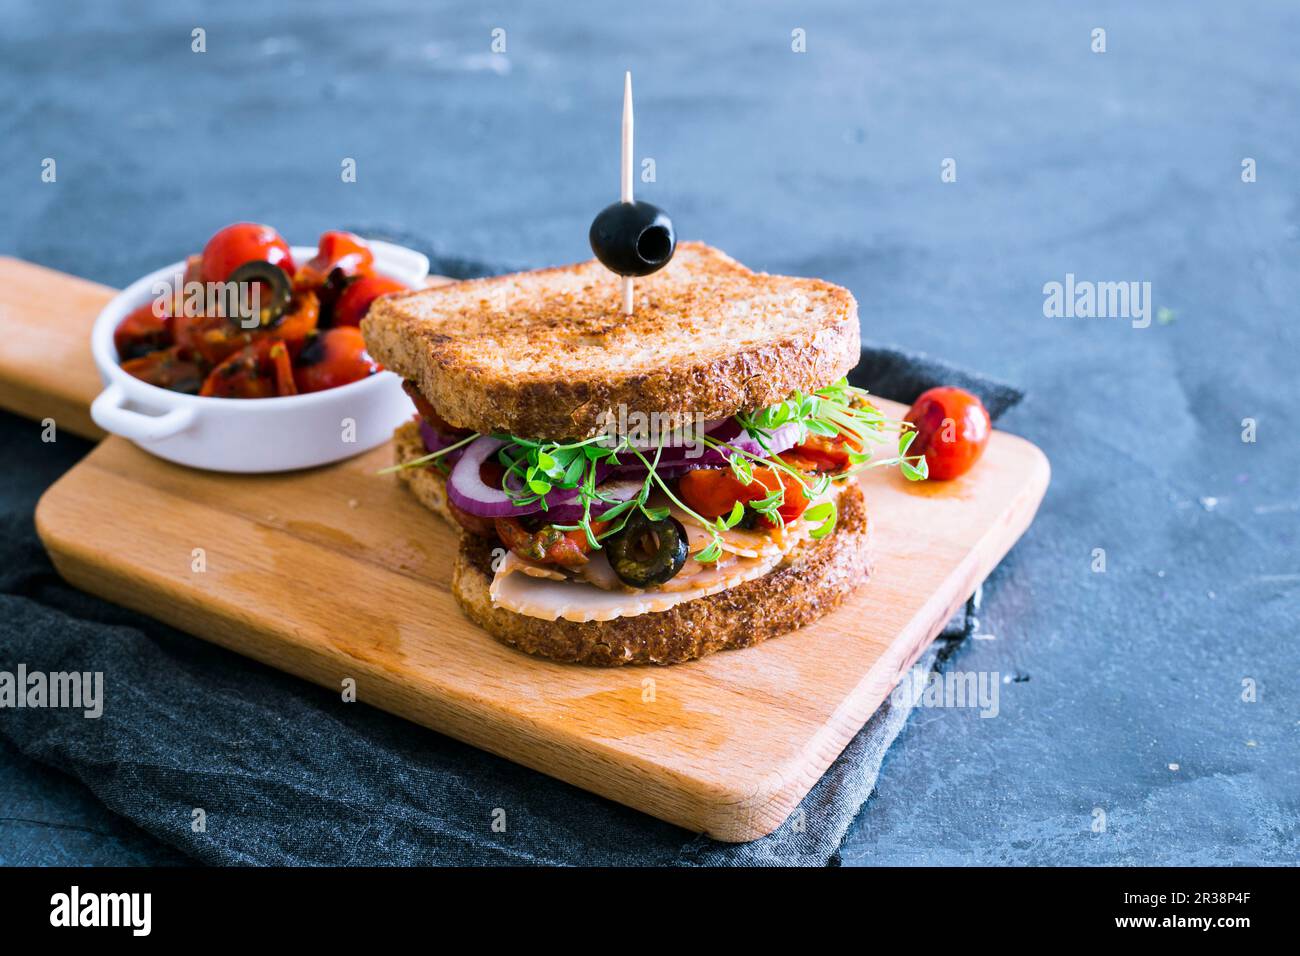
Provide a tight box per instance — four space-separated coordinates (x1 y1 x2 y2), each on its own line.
488 482 847 622
391 378 927 621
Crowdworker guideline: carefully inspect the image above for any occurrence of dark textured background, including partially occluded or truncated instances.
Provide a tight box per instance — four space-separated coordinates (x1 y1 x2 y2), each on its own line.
1 0 1297 865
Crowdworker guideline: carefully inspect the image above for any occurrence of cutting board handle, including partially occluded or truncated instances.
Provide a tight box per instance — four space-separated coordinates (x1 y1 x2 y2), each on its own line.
0 256 114 438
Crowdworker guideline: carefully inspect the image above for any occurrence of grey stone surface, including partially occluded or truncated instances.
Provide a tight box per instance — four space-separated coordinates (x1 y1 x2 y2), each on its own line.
1 0 1296 865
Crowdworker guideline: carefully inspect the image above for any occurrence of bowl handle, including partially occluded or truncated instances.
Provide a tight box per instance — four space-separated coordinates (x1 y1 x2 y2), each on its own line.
91 384 197 442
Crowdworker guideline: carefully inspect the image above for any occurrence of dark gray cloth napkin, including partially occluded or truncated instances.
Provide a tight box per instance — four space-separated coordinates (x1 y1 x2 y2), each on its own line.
0 244 1021 866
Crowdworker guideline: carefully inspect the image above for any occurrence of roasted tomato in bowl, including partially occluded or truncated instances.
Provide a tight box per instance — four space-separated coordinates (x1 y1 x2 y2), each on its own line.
113 223 408 398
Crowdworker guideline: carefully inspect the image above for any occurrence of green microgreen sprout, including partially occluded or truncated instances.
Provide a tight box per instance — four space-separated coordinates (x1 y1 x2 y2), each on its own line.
377 432 481 475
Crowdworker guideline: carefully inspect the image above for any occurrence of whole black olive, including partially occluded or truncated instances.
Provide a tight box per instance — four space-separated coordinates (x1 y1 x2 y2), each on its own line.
589 201 676 277
227 259 292 328
606 510 690 588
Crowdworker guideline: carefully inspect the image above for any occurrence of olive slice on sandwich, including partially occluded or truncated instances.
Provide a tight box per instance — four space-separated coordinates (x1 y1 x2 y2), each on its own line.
606 511 689 588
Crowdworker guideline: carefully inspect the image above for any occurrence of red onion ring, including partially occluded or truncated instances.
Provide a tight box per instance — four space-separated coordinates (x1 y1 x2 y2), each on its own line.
417 418 468 465
447 437 544 518
446 421 804 522
447 437 616 519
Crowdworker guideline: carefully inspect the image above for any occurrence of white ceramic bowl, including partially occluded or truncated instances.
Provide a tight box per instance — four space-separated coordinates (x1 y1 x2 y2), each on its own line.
90 240 428 473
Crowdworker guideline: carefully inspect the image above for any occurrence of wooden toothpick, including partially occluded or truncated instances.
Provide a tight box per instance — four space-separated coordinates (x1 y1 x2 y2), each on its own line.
621 71 634 315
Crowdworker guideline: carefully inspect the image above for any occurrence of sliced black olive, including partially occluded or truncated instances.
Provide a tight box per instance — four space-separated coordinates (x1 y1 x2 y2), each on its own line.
228 259 292 327
588 201 676 277
606 510 689 588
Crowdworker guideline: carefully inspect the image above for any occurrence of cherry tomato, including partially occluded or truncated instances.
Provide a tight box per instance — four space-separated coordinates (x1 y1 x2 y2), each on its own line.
494 516 609 568
764 460 813 523
172 312 254 367
788 431 863 474
678 462 812 525
201 222 295 284
200 339 297 399
292 327 379 393
268 289 320 349
334 275 408 327
182 253 204 286
905 386 991 480
295 231 374 289
113 303 172 361
121 347 205 394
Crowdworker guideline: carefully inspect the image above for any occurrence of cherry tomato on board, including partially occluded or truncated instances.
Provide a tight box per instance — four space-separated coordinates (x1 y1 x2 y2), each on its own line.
295 231 374 289
113 303 172 361
333 275 409 327
291 327 379 393
904 386 991 480
200 222 295 284
120 347 205 394
199 339 297 399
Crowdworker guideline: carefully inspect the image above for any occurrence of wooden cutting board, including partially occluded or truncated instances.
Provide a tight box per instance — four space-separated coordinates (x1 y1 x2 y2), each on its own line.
3 256 1049 842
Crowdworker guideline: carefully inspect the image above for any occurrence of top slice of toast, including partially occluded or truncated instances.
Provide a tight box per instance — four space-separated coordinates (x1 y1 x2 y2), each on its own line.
361 241 859 439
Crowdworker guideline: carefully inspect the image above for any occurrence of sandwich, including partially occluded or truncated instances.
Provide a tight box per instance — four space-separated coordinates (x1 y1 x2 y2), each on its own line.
361 242 926 665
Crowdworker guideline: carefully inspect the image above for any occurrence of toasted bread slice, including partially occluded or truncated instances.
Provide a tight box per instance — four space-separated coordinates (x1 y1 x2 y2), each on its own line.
452 483 872 666
363 242 859 439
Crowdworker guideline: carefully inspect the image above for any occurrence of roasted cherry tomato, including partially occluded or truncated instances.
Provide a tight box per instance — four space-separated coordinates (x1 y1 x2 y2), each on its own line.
295 231 374 289
291 327 379 393
334 275 408 327
200 339 297 399
267 290 320 349
121 347 204 394
201 222 295 284
172 313 253 367
678 462 812 525
788 431 863 474
494 516 609 569
113 303 172 361
905 386 991 480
